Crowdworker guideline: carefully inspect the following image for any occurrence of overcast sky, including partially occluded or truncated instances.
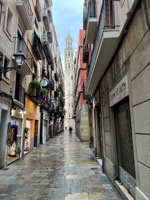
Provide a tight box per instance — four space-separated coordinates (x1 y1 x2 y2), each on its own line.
52 0 84 59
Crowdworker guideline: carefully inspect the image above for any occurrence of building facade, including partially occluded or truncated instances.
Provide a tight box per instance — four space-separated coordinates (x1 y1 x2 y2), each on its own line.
64 35 75 130
83 0 150 199
74 29 89 141
0 0 64 168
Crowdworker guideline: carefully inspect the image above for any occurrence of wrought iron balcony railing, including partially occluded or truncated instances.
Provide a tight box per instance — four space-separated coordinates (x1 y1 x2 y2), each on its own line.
83 44 89 63
35 0 41 22
42 33 53 65
43 9 50 32
84 0 97 44
16 0 33 30
87 0 120 89
14 36 33 75
32 31 44 60
49 75 54 90
54 72 59 82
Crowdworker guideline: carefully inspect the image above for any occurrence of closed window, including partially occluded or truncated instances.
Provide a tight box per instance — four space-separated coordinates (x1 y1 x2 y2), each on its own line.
5 8 13 38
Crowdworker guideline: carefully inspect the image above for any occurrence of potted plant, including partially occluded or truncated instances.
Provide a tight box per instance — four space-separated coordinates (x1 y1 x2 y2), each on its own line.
24 127 30 139
41 88 48 96
30 79 41 96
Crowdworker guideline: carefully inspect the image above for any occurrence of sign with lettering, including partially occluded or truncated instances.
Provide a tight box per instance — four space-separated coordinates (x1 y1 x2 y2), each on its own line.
109 75 128 107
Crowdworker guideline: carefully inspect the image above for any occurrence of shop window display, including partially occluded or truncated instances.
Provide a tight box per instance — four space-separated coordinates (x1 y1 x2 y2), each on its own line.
8 124 21 157
24 127 30 152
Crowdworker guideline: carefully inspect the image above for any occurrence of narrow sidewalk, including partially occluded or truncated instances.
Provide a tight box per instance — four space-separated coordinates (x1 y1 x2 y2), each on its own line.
0 131 122 200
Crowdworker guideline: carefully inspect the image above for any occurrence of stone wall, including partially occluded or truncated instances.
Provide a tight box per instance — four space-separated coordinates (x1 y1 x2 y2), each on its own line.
100 2 150 199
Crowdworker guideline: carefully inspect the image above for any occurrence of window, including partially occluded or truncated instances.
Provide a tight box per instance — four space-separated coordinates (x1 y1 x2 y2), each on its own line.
6 8 13 37
68 64 70 69
71 75 73 80
4 56 10 79
16 31 23 52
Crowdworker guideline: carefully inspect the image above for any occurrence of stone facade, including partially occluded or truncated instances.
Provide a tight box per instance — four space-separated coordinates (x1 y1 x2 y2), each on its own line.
83 0 150 199
64 35 75 130
99 2 150 199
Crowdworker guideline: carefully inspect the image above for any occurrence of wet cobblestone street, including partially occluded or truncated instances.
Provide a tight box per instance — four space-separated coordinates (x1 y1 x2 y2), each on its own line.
0 132 122 200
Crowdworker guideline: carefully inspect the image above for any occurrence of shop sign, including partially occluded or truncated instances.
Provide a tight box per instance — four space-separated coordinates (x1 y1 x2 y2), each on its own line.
109 75 128 107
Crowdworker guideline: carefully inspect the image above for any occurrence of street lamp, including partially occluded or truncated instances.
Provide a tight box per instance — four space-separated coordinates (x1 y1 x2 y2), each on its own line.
0 52 25 76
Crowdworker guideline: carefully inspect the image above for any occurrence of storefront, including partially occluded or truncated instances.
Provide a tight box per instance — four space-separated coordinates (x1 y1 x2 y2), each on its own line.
8 107 24 164
40 109 49 143
0 98 11 168
25 96 40 153
109 75 136 197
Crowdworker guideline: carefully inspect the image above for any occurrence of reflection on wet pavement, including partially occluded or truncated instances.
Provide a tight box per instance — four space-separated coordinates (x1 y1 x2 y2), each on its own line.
0 132 122 200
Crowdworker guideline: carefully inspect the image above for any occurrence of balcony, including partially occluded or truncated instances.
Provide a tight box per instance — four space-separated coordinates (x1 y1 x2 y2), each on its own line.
47 31 53 43
87 0 120 94
35 0 41 22
29 84 47 105
32 31 44 60
42 34 53 65
59 96 65 107
45 0 50 8
14 37 33 75
16 0 33 30
49 75 54 90
85 0 97 44
58 83 62 92
48 8 52 23
54 72 59 82
83 44 89 63
14 84 25 105
43 9 50 32
54 90 59 98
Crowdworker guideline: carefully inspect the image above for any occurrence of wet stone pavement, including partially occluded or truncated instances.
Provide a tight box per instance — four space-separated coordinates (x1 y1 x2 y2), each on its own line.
0 132 122 200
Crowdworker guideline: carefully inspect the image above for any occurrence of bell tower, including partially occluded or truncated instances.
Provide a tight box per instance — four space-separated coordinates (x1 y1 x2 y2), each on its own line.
64 35 75 130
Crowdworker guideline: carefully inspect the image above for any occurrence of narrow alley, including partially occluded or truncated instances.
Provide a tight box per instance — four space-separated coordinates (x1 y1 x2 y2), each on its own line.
0 132 122 200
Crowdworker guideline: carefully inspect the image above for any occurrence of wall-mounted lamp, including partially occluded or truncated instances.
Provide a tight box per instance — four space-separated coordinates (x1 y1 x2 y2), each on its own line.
0 52 26 76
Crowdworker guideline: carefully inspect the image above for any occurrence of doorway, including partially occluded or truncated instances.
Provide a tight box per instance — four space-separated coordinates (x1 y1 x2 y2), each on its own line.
24 119 31 153
0 109 8 168
34 120 38 147
114 98 136 197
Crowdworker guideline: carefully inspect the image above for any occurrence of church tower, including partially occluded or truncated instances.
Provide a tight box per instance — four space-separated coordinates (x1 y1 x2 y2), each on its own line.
64 35 75 130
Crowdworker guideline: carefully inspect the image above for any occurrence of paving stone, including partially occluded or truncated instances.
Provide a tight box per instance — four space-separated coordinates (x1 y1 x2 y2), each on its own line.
0 132 122 200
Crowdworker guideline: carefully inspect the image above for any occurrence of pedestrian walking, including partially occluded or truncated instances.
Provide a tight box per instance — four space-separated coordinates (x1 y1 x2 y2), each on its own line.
69 126 72 134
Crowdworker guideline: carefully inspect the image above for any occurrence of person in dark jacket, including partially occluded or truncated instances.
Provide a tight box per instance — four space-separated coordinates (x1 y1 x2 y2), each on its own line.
69 126 72 134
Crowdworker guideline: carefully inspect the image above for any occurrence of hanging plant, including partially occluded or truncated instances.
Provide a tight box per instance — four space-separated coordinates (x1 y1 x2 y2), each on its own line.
40 88 48 96
30 79 41 90
24 127 30 133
